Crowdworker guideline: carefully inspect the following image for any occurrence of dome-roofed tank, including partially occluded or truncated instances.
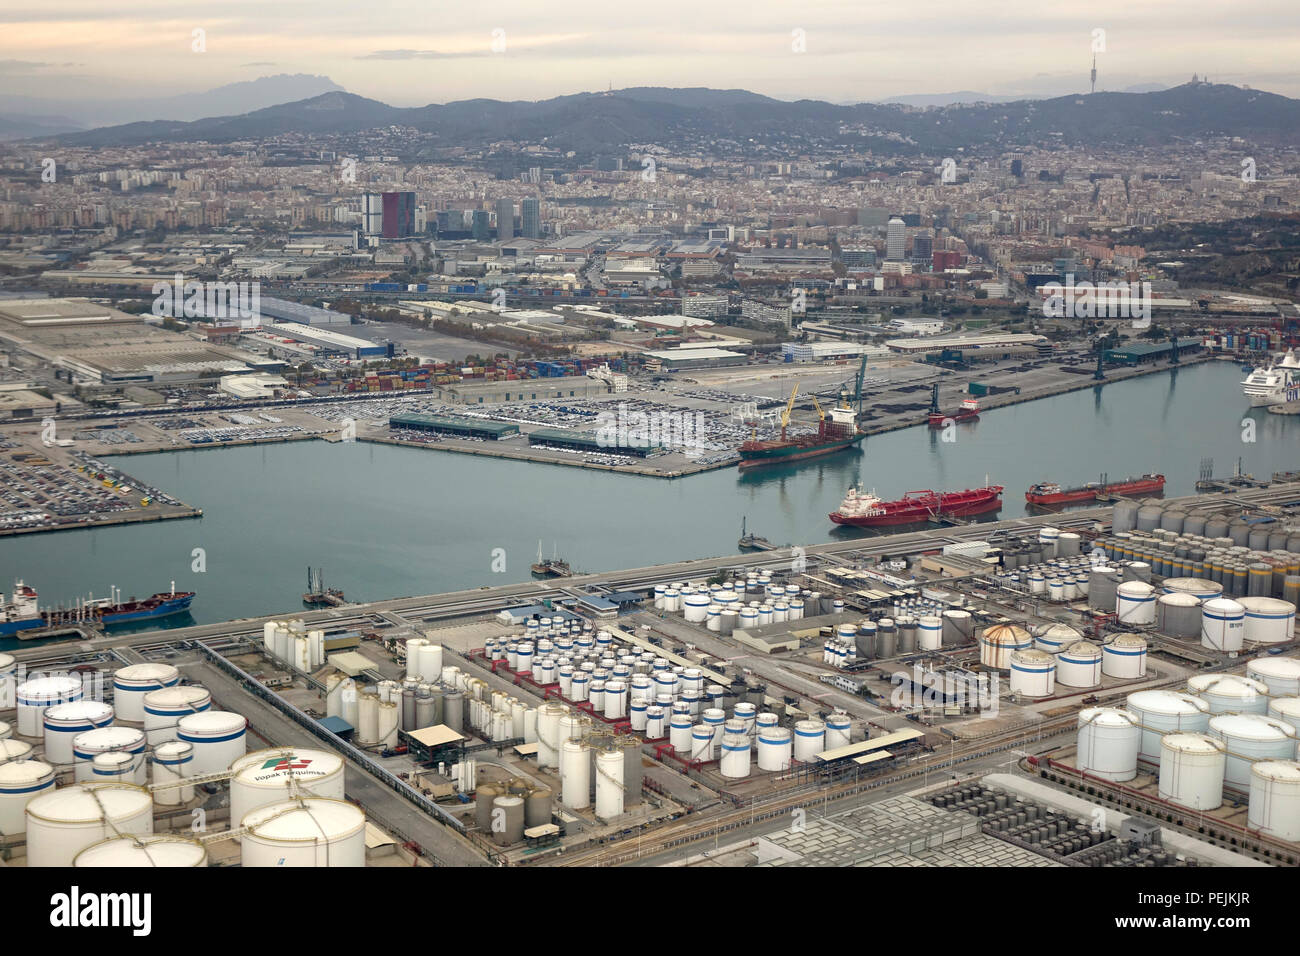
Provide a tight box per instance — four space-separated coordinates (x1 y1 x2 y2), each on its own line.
1033 622 1081 654
1186 674 1269 715
1056 641 1102 687
240 797 365 867
1125 690 1211 766
73 834 208 867
1076 708 1140 781
228 748 346 826
25 783 154 867
1158 733 1226 810
979 623 1032 671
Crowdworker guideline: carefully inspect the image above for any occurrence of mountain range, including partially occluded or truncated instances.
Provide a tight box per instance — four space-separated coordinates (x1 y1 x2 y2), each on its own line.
37 82 1300 154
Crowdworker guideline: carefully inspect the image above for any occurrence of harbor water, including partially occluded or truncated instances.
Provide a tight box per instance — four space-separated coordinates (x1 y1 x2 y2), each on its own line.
2 360 1296 636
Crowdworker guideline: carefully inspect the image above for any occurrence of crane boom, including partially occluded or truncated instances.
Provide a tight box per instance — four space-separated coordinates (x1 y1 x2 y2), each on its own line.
780 383 799 439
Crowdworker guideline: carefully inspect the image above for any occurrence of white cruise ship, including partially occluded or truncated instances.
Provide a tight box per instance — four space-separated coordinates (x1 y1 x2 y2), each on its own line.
1241 349 1300 406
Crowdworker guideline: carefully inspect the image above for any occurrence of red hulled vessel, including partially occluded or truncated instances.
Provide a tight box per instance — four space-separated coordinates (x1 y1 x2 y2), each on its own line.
829 485 1004 527
1026 473 1165 505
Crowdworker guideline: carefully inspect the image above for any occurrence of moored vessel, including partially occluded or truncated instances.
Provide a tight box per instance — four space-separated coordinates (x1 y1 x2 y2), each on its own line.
1026 473 1165 505
830 484 1004 527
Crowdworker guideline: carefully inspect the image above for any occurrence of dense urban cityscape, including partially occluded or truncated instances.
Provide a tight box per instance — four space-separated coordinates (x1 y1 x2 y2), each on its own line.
0 0 1296 932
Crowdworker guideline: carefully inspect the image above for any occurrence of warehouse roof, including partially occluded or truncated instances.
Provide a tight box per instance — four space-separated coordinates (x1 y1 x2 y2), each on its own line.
406 724 465 748
327 651 379 676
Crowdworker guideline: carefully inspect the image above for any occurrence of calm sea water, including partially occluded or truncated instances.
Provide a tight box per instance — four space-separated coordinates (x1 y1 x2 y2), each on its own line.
2 361 1295 640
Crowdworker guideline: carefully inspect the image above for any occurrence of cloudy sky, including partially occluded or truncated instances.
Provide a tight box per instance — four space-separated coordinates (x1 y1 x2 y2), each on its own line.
3 0 1300 106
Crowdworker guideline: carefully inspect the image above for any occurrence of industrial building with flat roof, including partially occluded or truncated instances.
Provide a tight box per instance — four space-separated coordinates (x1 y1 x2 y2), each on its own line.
434 376 610 404
643 346 747 370
884 332 1050 356
529 426 662 457
264 322 389 359
390 413 520 440
1104 340 1203 365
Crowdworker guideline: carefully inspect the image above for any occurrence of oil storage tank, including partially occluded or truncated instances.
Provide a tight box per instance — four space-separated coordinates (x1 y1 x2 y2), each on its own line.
240 797 365 867
1247 760 1300 841
25 784 153 867
1056 641 1102 687
1009 650 1056 698
1247 656 1300 697
1187 674 1268 715
0 759 55 837
1156 593 1202 640
1208 713 1297 794
1126 690 1211 766
1158 733 1226 810
74 834 207 868
1200 597 1246 652
1238 597 1296 645
16 675 83 737
112 663 180 723
1116 582 1156 625
979 624 1031 671
142 686 211 745
229 748 346 826
72 727 146 784
1101 634 1147 679
151 740 194 806
42 701 114 766
1076 708 1140 781
176 711 247 774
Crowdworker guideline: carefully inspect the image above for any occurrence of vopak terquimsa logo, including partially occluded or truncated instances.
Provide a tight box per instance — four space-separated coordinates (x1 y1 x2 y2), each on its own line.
49 887 151 937
889 664 1000 717
151 273 260 326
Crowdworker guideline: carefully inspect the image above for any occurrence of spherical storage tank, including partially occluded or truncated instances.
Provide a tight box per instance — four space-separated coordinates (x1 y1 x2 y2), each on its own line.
1056 641 1102 688
979 624 1032 671
1157 733 1226 810
142 685 212 745
1101 634 1147 679
1237 597 1297 645
1116 582 1156 625
240 797 365 867
112 663 180 723
1247 656 1300 697
25 784 154 868
1207 713 1297 793
42 701 114 766
74 834 207 868
1187 674 1268 715
1200 597 1245 652
1009 650 1056 698
1247 760 1300 841
1125 690 1211 765
177 711 247 774
16 674 83 737
1076 708 1140 781
1156 593 1203 640
0 759 55 837
229 748 346 826
72 726 146 784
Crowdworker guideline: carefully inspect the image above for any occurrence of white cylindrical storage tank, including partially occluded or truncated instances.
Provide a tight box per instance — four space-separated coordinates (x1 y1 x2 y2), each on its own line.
560 739 590 810
918 616 942 651
645 706 667 739
1126 690 1211 765
1238 597 1296 645
1009 649 1056 698
91 751 138 785
43 701 115 766
16 674 83 737
1056 641 1102 687
74 834 208 868
151 740 194 806
142 685 212 746
684 593 709 623
377 701 398 748
535 703 565 769
417 643 443 683
1247 656 1300 698
825 713 851 751
1268 696 1300 737
1157 592 1203 640
595 748 624 819
240 797 365 867
1158 733 1226 810
719 734 751 779
1247 760 1300 841
325 674 347 718
1076 708 1140 782
757 727 793 772
979 624 1032 672
25 784 154 867
72 726 146 784
404 638 427 680
690 724 713 762
112 663 180 723
0 759 55 837
1208 713 1297 794
630 699 648 731
357 692 379 744
604 680 627 720
1116 581 1156 625
1187 674 1269 715
229 748 346 826
793 719 825 762
177 711 247 774
1200 597 1246 652
668 714 692 753
1102 634 1148 679
1034 623 1080 654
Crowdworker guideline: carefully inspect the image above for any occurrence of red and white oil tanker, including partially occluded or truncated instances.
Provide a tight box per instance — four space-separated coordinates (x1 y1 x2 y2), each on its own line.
829 484 1004 527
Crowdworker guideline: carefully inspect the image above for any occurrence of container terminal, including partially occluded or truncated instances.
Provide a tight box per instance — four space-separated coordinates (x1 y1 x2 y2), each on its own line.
1 482 1299 868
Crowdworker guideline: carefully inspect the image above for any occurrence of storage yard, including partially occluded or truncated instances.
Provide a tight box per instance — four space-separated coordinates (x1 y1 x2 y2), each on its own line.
0 482 1297 867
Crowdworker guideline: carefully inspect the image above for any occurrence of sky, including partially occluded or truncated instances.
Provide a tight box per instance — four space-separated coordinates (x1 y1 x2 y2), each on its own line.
3 0 1300 107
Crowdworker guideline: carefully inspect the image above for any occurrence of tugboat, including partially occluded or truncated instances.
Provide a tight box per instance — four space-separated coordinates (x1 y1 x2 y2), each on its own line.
927 383 981 428
531 541 572 578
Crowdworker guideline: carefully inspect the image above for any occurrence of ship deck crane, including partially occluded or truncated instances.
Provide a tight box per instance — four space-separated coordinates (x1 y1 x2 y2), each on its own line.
780 383 799 440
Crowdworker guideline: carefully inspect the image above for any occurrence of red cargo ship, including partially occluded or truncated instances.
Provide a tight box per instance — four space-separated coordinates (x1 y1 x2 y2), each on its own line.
829 485 1004 527
928 397 981 428
1025 473 1165 505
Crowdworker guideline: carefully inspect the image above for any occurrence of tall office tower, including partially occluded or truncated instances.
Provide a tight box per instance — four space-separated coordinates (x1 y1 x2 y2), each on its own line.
521 197 540 239
496 198 514 241
381 191 416 239
886 217 906 261
472 209 490 241
362 193 383 236
910 232 933 266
